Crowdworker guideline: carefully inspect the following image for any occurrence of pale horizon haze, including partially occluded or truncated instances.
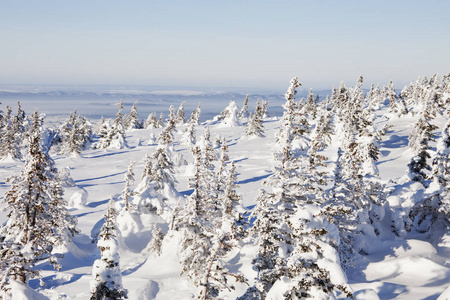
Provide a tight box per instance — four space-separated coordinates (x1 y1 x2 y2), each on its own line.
1 0 450 91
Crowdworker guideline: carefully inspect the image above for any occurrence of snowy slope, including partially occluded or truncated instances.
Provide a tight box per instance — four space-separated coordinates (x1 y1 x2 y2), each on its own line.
1 84 450 299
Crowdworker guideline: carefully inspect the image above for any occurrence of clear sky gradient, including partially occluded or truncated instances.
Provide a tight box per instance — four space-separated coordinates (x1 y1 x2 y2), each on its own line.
1 0 449 91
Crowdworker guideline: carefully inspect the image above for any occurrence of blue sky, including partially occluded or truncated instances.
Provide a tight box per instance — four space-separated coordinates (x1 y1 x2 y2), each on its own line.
1 1 449 91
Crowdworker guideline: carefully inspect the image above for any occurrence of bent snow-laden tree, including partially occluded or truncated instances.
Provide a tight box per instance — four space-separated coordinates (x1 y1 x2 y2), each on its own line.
0 110 78 291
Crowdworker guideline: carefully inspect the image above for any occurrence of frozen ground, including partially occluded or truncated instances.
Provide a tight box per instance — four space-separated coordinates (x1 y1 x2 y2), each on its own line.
0 85 450 299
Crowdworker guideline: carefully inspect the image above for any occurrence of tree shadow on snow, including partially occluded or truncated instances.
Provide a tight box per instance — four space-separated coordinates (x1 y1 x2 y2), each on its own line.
84 150 131 160
373 282 407 300
379 134 409 149
237 173 271 185
180 189 194 197
86 198 110 208
233 157 248 163
75 171 125 184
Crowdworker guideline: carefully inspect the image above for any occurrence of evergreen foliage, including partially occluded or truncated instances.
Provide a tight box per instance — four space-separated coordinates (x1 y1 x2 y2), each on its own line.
239 94 250 119
96 100 128 149
59 110 93 156
124 101 143 130
245 112 264 138
90 198 128 300
0 114 78 290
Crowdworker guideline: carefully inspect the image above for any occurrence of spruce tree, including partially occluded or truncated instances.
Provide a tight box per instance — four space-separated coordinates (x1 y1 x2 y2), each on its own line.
180 120 197 147
0 113 78 290
176 145 245 299
96 101 128 149
144 112 159 129
302 88 318 119
176 101 187 124
245 112 264 138
121 161 136 211
124 101 143 130
59 110 93 156
150 145 177 193
0 105 22 161
240 78 351 299
410 119 450 232
90 198 127 300
407 110 437 186
239 94 250 119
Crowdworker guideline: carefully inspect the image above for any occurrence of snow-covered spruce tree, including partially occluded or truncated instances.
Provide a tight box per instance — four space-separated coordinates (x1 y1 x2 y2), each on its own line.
133 159 167 216
144 112 158 129
175 145 245 299
325 143 385 267
96 117 111 149
189 103 201 125
0 102 4 134
276 77 309 151
150 143 177 194
180 119 197 147
121 161 136 211
141 154 153 180
301 88 318 119
197 127 218 207
146 224 164 256
97 100 128 149
221 161 244 233
90 198 128 300
357 107 380 176
0 105 22 161
239 94 250 119
366 83 383 110
216 138 229 197
167 105 177 130
241 152 351 299
347 75 367 135
276 77 300 144
307 108 334 171
59 110 93 156
322 148 357 270
245 112 264 138
409 119 450 232
331 81 350 119
431 119 450 186
124 101 143 130
406 109 438 186
157 118 175 146
110 100 128 148
176 101 187 125
338 131 372 209
157 112 165 128
254 98 269 120
12 101 27 142
386 80 408 116
0 114 78 291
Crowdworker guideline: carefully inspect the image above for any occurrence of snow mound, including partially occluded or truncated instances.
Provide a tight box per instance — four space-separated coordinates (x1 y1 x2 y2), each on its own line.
68 189 89 208
1 280 50 300
354 289 380 300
